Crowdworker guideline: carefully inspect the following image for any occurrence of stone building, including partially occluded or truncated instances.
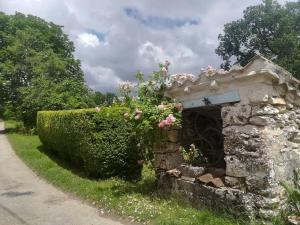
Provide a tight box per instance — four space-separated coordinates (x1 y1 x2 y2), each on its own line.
154 54 300 219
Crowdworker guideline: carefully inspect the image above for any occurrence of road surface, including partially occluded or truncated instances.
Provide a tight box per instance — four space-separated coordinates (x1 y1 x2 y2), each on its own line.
0 121 125 225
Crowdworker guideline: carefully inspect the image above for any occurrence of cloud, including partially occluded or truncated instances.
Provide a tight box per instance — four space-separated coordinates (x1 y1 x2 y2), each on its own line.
77 33 100 47
0 0 293 92
138 41 168 63
82 63 121 92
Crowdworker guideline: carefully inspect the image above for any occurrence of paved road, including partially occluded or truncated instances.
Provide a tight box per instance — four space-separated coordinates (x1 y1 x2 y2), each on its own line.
0 121 125 225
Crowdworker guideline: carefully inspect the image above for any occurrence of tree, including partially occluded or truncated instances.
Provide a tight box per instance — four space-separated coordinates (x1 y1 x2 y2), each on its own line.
18 77 95 127
105 92 117 105
216 0 300 77
93 91 117 106
0 12 84 106
93 91 105 105
0 76 6 117
0 12 94 125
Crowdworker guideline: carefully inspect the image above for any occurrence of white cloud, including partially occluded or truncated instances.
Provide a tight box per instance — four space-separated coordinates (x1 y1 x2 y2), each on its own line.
138 41 168 63
82 63 121 92
1 0 294 92
77 33 100 47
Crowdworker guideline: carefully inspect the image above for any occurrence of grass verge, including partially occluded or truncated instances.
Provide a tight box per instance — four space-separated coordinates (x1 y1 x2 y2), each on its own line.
5 120 263 225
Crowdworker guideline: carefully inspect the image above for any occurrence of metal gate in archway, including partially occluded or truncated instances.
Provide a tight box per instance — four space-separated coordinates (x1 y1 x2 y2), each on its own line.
181 106 225 168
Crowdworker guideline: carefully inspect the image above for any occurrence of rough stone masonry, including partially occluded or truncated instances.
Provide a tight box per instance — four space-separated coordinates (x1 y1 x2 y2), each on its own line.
154 54 300 219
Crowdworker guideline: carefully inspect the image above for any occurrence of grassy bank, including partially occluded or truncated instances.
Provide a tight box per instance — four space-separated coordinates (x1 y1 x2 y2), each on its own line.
5 120 259 225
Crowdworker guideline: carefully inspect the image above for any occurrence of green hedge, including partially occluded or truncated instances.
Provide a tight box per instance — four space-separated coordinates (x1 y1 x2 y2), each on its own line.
37 106 142 180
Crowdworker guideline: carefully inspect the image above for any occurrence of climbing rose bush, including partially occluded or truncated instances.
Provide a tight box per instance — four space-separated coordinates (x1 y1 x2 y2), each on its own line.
158 114 176 128
170 73 195 83
120 61 182 162
119 80 135 96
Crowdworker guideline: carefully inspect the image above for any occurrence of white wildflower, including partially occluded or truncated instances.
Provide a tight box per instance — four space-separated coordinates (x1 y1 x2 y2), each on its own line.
119 80 135 94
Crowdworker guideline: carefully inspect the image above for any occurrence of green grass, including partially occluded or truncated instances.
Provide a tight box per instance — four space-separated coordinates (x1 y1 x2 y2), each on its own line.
4 120 264 225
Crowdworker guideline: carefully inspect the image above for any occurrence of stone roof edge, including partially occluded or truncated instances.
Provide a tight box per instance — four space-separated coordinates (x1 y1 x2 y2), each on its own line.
166 53 300 92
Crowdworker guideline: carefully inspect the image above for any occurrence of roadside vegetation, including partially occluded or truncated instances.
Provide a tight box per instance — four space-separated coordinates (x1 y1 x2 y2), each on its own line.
1 1 300 225
5 120 252 225
0 12 117 126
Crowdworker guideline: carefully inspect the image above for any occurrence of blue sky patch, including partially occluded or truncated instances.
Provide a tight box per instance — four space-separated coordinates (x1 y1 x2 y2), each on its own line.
124 8 199 29
88 29 106 42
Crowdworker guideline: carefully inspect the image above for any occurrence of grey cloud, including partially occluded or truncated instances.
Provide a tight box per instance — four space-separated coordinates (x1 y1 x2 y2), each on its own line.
0 0 292 92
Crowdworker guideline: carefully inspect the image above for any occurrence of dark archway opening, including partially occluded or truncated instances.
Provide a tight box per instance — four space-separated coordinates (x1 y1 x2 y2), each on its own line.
181 105 225 169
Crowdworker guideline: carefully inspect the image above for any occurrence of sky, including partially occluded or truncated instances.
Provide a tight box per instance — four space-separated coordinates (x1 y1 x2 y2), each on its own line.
0 0 290 92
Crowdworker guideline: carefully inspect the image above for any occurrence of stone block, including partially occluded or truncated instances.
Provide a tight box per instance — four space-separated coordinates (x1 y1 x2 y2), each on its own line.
252 104 279 116
246 175 268 192
225 155 250 177
223 125 262 138
287 111 297 120
275 105 287 113
167 129 179 142
196 168 226 188
223 125 264 155
154 152 183 170
258 187 282 198
166 169 182 178
259 208 279 219
290 133 300 143
268 97 286 105
208 177 225 188
178 164 205 178
221 104 251 127
181 176 196 183
283 125 298 140
295 108 300 114
225 176 245 189
287 103 294 110
288 216 300 225
273 112 298 129
206 168 226 177
248 94 269 104
255 196 280 209
249 116 274 126
157 172 176 193
176 177 195 193
154 142 180 154
197 173 214 184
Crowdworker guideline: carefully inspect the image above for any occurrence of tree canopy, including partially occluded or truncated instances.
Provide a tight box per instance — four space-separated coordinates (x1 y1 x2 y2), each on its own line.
19 77 95 127
0 12 94 125
93 91 117 106
216 0 300 78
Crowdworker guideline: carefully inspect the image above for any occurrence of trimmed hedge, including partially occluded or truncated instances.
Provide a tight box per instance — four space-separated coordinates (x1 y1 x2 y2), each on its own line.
37 106 142 180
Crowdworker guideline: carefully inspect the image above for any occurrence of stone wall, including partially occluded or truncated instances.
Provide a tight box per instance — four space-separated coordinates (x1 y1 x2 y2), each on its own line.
154 98 300 219
154 127 183 172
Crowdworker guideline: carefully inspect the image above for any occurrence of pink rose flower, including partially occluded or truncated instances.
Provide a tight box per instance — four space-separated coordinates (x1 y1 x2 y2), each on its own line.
165 119 172 126
158 104 165 110
135 109 142 114
175 103 183 110
135 113 141 120
158 120 166 128
158 114 176 128
207 65 213 70
166 114 176 123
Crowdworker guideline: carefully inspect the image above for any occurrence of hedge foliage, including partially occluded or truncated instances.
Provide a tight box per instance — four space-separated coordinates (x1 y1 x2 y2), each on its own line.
37 106 142 180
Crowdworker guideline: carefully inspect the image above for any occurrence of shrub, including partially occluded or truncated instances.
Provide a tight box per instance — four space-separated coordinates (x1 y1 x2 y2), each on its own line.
281 169 300 216
118 62 182 163
37 106 142 180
